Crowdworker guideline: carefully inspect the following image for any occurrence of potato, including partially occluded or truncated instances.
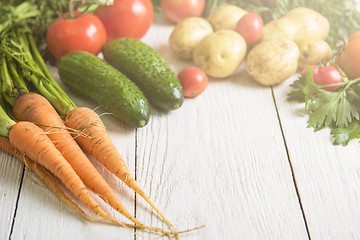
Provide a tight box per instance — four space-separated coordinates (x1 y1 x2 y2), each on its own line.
246 39 300 86
285 7 330 41
169 17 213 59
297 39 332 70
261 7 330 42
207 5 247 31
193 30 247 78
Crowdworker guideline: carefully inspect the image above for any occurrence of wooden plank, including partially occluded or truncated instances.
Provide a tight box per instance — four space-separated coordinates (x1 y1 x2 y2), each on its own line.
274 76 360 239
0 152 24 240
134 14 309 240
9 66 138 240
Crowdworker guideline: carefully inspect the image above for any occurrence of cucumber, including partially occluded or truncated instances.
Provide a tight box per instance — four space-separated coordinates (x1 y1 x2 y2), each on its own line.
58 51 150 128
102 38 184 111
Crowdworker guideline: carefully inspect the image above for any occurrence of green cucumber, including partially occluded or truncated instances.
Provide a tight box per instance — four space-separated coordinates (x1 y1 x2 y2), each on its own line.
58 51 150 128
102 38 184 111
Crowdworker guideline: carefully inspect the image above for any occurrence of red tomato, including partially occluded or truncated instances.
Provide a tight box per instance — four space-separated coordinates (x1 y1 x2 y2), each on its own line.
235 12 263 44
313 65 343 91
161 0 205 23
178 67 208 98
94 0 153 40
46 12 107 59
301 65 320 78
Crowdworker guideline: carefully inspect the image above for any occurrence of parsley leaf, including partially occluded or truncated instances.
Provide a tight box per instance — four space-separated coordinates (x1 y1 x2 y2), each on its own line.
331 121 360 145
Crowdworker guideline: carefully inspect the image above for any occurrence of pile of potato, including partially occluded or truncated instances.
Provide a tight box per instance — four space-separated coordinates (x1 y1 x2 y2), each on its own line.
169 5 333 86
169 5 248 78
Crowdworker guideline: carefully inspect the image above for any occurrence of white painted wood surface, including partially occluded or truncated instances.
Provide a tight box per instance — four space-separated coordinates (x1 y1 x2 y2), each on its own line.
1 13 359 240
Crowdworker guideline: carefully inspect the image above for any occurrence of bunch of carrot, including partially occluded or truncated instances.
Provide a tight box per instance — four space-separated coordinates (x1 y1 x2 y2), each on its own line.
0 2 191 239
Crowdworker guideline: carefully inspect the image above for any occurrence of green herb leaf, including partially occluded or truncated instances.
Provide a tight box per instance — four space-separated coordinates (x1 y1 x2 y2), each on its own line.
331 121 360 146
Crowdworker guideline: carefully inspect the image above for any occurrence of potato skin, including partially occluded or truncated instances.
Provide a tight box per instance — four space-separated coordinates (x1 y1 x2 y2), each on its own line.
246 39 300 86
208 5 247 31
297 39 332 70
169 17 213 59
261 7 330 42
193 30 247 78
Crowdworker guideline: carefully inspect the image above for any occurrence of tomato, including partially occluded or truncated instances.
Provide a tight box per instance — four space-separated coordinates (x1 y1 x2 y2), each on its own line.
235 12 263 44
313 65 343 91
336 31 360 79
178 67 208 98
161 0 205 23
46 12 107 59
301 65 320 78
94 0 153 40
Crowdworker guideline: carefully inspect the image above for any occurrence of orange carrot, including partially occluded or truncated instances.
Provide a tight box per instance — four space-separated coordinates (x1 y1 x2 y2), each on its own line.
65 107 177 233
0 135 98 222
12 92 163 233
8 121 114 222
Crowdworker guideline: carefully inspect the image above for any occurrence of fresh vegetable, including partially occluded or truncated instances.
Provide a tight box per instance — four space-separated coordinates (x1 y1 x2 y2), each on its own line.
287 65 360 145
1 2 178 236
102 38 184 111
58 51 150 128
313 65 343 92
336 32 360 79
161 0 205 23
207 4 247 31
297 39 332 70
235 12 263 44
94 0 154 40
178 67 208 98
201 0 360 53
64 107 178 234
6 119 114 222
193 29 247 78
169 17 213 59
261 7 330 42
46 11 107 59
246 39 300 86
12 92 155 229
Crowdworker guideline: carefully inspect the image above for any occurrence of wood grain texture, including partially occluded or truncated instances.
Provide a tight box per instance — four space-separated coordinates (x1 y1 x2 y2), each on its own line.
0 153 23 240
135 14 309 240
274 76 360 240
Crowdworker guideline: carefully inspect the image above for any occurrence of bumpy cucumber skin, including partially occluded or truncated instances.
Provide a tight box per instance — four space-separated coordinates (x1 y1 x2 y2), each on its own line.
102 38 184 111
58 51 150 128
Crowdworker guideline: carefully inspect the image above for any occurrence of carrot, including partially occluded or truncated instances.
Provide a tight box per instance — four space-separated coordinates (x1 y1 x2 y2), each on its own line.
7 120 114 222
65 107 177 233
0 135 97 222
12 92 167 234
0 135 174 237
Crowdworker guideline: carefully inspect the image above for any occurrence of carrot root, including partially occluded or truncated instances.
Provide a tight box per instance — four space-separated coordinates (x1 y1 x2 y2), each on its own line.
64 107 177 233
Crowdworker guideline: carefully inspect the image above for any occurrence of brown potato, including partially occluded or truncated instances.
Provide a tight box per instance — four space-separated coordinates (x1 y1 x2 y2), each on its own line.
169 17 213 59
193 30 247 78
297 39 332 70
246 39 300 86
207 5 247 31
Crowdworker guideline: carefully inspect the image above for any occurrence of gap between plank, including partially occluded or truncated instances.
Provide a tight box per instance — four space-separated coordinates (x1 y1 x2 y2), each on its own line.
8 165 25 240
134 128 138 240
270 87 312 240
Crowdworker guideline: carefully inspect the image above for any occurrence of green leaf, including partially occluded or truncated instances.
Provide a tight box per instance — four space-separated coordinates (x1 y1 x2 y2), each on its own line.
287 75 306 102
331 121 360 146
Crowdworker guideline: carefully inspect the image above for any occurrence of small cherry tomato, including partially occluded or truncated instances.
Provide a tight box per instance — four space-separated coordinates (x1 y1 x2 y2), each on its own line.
161 0 205 23
46 12 107 59
94 0 154 40
178 67 208 98
313 65 343 91
235 12 263 44
301 65 320 78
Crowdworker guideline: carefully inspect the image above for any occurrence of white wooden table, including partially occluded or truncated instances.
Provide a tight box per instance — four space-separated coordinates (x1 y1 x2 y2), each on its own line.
1 13 360 240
